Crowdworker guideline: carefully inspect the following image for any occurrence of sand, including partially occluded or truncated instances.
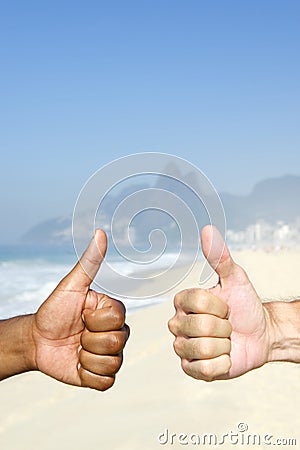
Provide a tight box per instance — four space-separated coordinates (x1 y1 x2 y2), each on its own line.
0 250 299 450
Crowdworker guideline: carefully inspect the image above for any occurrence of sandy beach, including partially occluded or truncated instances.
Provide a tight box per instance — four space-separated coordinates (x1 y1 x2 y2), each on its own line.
1 249 300 450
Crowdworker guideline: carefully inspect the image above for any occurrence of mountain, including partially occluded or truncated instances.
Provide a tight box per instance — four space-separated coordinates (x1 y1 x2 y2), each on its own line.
21 216 72 246
221 175 300 230
21 175 300 246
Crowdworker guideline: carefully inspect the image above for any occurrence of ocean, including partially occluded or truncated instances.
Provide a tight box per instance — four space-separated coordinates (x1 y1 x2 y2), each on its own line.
0 245 175 319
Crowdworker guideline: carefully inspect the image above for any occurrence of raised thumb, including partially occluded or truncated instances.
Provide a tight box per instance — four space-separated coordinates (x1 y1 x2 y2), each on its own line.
64 229 107 290
201 225 236 282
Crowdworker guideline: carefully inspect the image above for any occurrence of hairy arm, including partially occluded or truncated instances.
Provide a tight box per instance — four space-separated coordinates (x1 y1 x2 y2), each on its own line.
265 300 300 363
169 226 300 381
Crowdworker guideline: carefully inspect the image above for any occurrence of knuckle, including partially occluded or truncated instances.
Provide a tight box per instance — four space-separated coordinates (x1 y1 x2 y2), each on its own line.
184 288 202 304
108 333 124 354
107 356 122 374
113 299 126 314
174 290 186 308
181 358 190 375
99 376 115 391
119 325 129 343
198 295 210 313
173 293 181 309
180 359 198 380
199 340 212 358
188 288 202 297
173 337 183 356
201 315 216 336
174 288 195 308
168 316 177 335
199 360 215 381
194 288 206 298
85 254 100 268
189 288 206 304
79 367 115 391
124 324 130 341
111 308 125 329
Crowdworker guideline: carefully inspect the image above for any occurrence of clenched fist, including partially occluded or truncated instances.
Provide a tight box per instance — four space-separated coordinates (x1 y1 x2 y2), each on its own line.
168 225 272 381
32 229 129 390
0 229 129 391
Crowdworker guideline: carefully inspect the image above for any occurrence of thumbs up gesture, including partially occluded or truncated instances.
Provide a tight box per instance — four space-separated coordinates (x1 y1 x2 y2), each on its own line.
31 229 129 390
168 225 272 381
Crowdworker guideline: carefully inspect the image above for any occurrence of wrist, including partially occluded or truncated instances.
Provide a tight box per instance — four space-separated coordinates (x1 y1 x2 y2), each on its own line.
264 301 300 363
0 314 37 380
21 314 38 372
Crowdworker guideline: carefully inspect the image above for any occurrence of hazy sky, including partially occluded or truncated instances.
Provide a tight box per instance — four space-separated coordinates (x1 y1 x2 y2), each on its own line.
0 1 299 243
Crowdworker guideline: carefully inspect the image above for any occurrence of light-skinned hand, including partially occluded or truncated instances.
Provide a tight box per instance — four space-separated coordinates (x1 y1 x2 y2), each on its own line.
168 225 272 381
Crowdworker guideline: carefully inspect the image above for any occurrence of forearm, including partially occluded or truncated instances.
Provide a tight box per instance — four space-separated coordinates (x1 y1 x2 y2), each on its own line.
0 314 37 381
264 300 300 363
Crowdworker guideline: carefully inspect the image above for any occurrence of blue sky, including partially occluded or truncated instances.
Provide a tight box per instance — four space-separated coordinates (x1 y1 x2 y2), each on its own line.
0 1 299 243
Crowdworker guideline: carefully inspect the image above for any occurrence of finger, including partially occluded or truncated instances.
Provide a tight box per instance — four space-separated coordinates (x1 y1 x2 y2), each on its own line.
181 354 231 381
79 366 115 391
174 336 231 360
83 299 125 332
97 296 126 312
174 289 228 318
201 225 237 282
79 349 123 376
62 229 107 290
168 314 232 338
81 326 130 355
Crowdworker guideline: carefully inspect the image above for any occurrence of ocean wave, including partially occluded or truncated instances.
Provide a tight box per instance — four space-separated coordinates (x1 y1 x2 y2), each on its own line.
0 260 71 318
0 256 174 319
